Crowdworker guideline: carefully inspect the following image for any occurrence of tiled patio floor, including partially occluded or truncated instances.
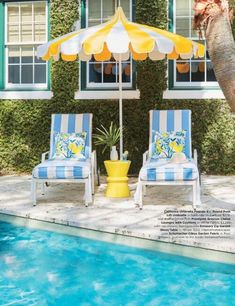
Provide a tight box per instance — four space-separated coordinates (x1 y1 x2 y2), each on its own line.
0 175 234 256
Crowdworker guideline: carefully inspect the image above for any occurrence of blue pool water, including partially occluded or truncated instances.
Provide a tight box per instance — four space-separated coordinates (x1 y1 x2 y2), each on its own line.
0 221 235 306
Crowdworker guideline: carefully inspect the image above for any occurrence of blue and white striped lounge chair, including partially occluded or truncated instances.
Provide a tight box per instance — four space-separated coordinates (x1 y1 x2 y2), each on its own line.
134 110 201 209
32 113 97 206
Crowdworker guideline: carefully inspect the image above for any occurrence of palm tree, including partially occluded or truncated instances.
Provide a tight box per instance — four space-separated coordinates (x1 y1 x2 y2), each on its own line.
194 0 235 112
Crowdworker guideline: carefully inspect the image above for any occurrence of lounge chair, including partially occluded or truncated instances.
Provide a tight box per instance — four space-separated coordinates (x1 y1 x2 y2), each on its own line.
32 113 97 206
134 110 201 209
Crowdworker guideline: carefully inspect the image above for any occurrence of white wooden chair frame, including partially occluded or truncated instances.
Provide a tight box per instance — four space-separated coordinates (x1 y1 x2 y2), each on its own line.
135 149 201 210
31 147 97 207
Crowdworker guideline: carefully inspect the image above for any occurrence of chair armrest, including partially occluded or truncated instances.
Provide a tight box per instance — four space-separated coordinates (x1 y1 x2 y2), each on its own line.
193 149 198 166
143 150 149 165
41 151 50 163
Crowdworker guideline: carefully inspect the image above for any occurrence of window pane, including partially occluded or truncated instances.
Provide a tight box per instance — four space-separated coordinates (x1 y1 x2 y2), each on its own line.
8 5 19 23
35 65 46 83
122 63 131 82
89 63 102 83
120 0 130 19
191 18 200 38
103 63 116 83
21 23 33 42
22 46 33 63
8 65 20 84
21 65 33 83
21 3 32 23
207 62 217 81
34 2 46 22
8 47 20 64
88 0 101 26
6 3 48 87
191 61 205 81
103 0 115 21
176 18 190 37
115 63 130 83
176 0 189 16
35 23 46 41
8 24 19 42
176 61 190 82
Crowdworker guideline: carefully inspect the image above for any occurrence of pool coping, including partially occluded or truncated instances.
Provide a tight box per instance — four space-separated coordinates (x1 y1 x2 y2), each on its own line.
1 212 235 266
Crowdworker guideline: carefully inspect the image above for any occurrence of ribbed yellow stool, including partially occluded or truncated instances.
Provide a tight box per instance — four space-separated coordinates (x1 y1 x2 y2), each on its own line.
104 160 131 198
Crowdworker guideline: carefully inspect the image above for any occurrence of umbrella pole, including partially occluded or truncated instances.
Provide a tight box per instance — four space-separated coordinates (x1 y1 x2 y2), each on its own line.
119 54 123 161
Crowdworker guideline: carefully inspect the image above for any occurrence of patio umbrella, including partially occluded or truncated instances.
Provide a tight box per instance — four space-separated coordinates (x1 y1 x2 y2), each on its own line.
37 6 204 160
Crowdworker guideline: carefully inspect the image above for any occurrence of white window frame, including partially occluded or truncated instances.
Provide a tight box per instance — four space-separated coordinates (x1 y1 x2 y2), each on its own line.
173 0 219 88
4 1 48 90
85 0 133 89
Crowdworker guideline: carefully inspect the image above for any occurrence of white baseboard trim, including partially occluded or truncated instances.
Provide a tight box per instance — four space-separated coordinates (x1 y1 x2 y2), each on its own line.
163 90 225 100
0 91 54 100
75 90 140 100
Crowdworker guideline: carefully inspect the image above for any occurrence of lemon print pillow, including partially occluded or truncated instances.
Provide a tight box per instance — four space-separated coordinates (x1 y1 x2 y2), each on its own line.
152 130 186 159
53 132 87 160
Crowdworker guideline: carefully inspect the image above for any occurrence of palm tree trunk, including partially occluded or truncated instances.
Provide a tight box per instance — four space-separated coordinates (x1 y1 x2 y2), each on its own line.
206 13 235 113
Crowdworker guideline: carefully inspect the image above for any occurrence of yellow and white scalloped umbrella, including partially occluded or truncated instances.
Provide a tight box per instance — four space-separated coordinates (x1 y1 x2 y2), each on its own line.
37 7 205 159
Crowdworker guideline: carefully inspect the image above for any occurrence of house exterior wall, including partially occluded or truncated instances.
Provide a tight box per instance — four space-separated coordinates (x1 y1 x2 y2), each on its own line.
0 0 234 175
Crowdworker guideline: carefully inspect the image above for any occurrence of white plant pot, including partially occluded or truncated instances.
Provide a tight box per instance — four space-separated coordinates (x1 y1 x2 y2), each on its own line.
110 146 118 161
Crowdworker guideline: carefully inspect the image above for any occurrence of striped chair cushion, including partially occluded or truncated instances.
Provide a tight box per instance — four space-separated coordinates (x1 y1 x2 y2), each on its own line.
149 110 192 159
32 159 91 179
50 114 92 160
140 159 198 181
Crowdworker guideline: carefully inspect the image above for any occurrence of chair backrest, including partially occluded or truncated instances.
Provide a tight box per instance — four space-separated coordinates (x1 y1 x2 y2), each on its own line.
49 113 92 159
149 110 192 159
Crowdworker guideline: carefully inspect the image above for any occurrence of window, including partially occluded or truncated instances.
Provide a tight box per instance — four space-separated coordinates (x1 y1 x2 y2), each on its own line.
4 1 48 89
170 0 218 89
81 0 135 90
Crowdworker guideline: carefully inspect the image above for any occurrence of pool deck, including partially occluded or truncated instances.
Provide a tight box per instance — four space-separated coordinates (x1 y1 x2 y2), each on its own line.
0 175 235 256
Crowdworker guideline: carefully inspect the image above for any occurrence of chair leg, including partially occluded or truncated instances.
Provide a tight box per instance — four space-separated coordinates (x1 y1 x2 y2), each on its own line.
91 171 95 195
196 177 201 206
192 181 197 209
143 184 146 196
85 175 92 207
31 180 37 206
134 178 143 210
139 182 143 210
41 183 45 195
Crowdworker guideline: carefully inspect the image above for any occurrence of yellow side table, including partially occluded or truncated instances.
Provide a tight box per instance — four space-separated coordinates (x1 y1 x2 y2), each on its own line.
104 160 131 198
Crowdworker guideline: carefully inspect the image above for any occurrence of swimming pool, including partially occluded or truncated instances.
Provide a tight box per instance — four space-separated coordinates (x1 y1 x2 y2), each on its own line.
0 219 235 306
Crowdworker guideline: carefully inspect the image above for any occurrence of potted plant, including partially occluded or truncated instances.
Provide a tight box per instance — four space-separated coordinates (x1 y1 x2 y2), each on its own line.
94 122 121 161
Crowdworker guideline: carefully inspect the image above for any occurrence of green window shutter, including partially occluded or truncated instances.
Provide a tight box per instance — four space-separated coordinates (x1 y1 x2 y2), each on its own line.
168 0 174 90
0 1 4 90
47 0 51 90
81 0 86 29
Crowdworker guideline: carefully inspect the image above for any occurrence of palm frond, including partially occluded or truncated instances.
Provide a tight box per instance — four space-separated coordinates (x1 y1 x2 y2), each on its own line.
94 121 121 153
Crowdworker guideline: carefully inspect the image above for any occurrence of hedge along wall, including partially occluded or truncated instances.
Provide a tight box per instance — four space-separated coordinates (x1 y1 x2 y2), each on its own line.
0 0 234 176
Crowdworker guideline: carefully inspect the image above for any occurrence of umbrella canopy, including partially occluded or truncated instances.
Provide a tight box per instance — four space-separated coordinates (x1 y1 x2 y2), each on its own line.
38 7 204 62
37 7 205 159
